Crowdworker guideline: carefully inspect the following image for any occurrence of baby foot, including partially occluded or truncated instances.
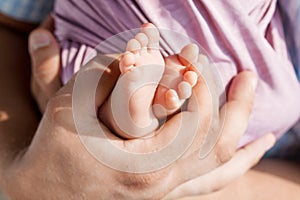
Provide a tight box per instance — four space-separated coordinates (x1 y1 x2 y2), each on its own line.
99 23 165 138
153 44 199 119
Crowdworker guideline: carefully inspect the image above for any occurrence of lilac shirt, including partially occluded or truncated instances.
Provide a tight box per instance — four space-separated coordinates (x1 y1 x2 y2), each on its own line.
54 0 300 147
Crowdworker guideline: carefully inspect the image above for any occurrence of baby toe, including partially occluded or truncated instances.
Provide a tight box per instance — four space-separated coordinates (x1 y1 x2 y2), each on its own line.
165 89 181 110
135 32 148 48
178 81 192 99
126 38 141 52
183 71 198 87
179 43 199 66
142 23 160 50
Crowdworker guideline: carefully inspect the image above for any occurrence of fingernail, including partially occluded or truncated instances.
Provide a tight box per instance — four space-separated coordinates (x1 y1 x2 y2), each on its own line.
30 32 51 51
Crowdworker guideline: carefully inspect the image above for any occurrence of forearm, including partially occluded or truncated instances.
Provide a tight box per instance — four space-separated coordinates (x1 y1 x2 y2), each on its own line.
0 24 39 185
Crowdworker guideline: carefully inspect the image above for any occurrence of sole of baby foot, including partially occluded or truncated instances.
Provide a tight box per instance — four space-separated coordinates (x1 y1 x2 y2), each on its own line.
105 23 165 138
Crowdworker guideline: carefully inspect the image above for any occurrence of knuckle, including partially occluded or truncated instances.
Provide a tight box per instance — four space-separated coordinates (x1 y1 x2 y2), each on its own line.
118 168 170 193
201 179 224 194
211 183 224 193
214 140 235 164
124 173 162 188
31 64 48 81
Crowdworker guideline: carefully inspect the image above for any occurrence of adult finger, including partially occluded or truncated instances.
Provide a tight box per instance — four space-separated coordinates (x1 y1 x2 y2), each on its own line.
166 71 258 185
29 25 61 112
164 133 275 199
213 71 258 163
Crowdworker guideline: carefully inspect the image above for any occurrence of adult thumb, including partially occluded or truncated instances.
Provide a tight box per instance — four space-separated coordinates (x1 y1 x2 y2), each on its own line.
29 29 61 112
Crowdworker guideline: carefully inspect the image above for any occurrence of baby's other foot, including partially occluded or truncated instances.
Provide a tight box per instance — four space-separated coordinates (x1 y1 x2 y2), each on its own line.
119 23 163 74
101 23 165 138
153 44 199 119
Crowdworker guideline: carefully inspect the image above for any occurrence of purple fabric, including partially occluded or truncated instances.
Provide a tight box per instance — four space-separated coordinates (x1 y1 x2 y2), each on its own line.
54 0 300 147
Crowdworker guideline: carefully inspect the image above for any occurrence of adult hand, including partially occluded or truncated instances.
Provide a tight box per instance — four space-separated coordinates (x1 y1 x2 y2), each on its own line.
21 16 276 199
164 71 275 198
163 70 275 199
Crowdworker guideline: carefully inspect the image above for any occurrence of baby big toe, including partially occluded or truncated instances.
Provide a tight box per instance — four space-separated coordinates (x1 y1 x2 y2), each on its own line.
183 71 198 87
142 23 160 50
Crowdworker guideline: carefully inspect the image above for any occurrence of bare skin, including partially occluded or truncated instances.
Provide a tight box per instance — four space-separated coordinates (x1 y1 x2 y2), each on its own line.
100 23 198 138
28 20 300 200
180 160 300 200
0 16 298 199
